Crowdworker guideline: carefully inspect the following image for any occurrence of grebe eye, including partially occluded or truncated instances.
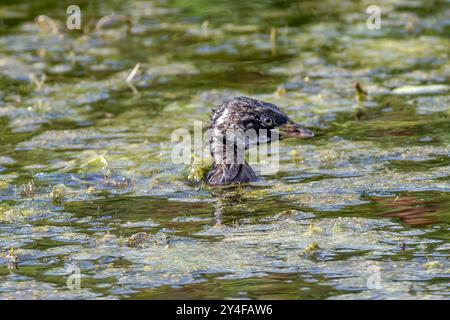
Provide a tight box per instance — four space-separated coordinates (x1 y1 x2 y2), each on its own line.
262 117 273 126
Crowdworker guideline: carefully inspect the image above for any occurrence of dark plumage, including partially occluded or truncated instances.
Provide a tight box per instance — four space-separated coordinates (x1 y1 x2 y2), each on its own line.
206 96 314 186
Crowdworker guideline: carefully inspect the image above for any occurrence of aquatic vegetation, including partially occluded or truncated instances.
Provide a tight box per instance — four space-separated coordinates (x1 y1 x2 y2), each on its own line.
19 179 37 198
187 157 212 183
80 155 109 173
303 242 320 254
0 203 39 223
6 246 19 270
393 85 450 96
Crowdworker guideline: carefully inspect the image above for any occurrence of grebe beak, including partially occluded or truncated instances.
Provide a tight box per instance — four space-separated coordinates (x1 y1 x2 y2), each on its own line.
279 120 315 139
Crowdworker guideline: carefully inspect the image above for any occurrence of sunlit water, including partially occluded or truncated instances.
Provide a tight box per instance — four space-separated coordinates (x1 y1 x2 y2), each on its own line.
0 0 449 299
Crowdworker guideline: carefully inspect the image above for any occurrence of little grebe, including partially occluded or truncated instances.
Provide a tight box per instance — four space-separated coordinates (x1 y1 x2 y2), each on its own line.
207 96 314 185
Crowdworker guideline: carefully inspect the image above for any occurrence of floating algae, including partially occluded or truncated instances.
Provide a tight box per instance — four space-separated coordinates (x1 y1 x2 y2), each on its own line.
392 85 450 96
0 203 39 223
127 232 170 248
0 180 9 190
80 155 109 173
187 157 212 183
50 184 66 203
423 261 442 270
303 242 320 254
305 223 325 236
